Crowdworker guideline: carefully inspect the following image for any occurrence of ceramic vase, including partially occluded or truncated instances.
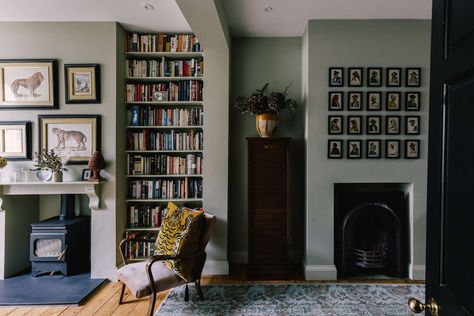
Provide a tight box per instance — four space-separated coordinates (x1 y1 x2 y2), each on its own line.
255 112 279 137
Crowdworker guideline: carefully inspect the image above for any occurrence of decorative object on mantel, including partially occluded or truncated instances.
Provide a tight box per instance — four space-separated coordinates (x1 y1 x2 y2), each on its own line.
234 83 297 138
87 151 105 182
0 156 7 182
33 149 68 182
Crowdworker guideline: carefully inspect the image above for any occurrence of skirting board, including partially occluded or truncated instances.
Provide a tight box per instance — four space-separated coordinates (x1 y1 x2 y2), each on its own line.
303 262 337 280
202 260 229 276
409 264 426 280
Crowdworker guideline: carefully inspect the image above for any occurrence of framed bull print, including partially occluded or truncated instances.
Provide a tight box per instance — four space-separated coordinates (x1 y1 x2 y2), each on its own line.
39 115 101 164
0 59 58 109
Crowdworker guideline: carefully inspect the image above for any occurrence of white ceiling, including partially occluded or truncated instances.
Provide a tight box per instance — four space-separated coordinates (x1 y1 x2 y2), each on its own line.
222 0 432 37
0 0 191 33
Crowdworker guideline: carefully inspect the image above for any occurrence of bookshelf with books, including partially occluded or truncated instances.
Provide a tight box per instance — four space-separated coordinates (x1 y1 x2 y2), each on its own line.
124 32 204 261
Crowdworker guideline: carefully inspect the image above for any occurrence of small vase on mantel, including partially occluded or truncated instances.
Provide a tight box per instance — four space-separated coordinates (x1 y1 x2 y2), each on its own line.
52 171 63 182
256 112 279 138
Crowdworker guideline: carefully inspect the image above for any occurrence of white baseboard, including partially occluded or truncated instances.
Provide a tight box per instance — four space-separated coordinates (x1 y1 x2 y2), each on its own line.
230 251 248 264
202 260 229 275
409 264 426 280
304 262 337 280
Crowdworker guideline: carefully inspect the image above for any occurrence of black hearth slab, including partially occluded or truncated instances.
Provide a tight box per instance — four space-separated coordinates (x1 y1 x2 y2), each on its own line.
0 273 106 306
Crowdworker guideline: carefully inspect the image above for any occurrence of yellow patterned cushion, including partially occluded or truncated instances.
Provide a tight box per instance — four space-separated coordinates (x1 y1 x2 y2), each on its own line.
155 202 204 281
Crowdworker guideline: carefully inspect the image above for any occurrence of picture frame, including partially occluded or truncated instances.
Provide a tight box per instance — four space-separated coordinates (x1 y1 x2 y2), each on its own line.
0 59 58 110
386 67 402 87
65 64 101 104
405 92 420 111
367 67 382 87
385 140 401 159
347 140 362 159
38 115 101 165
329 67 344 87
366 116 382 135
385 116 401 135
386 92 401 111
0 121 32 160
348 67 363 87
405 140 420 159
328 116 343 135
328 139 343 159
405 116 420 135
366 92 382 111
347 116 362 135
348 92 363 111
328 92 343 111
366 140 381 159
406 68 421 87
81 169 92 181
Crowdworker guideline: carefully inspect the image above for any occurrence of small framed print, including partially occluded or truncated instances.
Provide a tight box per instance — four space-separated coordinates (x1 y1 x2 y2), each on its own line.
328 116 343 134
406 68 421 87
348 92 362 111
405 140 420 159
367 67 382 87
386 116 401 135
328 92 343 111
347 116 362 135
386 67 402 87
329 67 344 87
328 140 343 159
385 140 401 159
81 169 92 181
366 116 382 135
347 140 362 159
405 116 420 135
0 121 32 160
348 67 363 87
367 92 382 111
366 140 381 159
153 91 169 101
65 64 100 104
386 92 401 111
405 92 420 111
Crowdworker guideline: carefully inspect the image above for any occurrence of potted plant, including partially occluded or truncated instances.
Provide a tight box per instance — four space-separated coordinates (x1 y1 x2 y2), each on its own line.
0 156 7 182
234 83 297 137
33 149 68 182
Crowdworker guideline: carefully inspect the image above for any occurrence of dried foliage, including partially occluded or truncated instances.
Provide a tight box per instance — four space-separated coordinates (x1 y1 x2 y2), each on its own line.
234 83 297 115
0 157 7 169
33 149 69 173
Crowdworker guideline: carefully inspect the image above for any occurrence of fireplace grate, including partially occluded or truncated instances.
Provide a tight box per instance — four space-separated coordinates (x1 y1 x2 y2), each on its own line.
353 245 388 268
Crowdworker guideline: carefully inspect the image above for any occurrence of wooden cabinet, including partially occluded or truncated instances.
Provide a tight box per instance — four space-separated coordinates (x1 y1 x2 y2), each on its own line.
247 137 291 279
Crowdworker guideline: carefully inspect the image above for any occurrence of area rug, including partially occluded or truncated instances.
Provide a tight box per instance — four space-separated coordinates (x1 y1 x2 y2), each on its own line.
157 283 424 315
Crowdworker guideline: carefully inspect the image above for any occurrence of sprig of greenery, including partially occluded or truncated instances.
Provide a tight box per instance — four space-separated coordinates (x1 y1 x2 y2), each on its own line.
33 149 68 173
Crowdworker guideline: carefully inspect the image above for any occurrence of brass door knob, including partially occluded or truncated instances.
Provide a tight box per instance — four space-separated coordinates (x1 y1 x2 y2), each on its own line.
408 297 439 316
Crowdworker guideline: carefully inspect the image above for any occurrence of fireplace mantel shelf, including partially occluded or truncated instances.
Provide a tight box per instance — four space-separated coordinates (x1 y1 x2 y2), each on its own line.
0 181 102 211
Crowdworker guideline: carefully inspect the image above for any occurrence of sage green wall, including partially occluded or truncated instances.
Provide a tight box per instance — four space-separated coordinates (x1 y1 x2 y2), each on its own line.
229 37 304 262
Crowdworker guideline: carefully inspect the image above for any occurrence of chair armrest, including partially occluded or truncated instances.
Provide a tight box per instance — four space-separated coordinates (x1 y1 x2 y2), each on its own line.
119 238 157 266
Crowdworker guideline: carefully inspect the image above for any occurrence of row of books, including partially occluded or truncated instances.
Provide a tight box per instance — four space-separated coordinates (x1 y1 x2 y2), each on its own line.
126 58 204 78
128 107 203 127
128 205 168 228
126 81 203 102
128 178 203 199
127 130 203 151
124 231 158 259
127 154 203 175
127 33 201 53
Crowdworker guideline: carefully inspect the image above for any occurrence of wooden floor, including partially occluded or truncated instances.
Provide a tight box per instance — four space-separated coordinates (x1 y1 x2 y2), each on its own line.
0 265 424 316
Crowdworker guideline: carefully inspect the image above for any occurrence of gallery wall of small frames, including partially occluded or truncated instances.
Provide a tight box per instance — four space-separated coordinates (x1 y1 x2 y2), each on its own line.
327 67 422 159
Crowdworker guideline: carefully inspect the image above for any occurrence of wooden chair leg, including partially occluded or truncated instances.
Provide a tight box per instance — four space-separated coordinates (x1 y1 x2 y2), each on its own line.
184 284 189 302
118 283 126 304
195 279 205 300
147 293 157 316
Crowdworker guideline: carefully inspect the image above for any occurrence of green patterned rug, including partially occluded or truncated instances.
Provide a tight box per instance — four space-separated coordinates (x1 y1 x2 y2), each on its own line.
156 283 424 315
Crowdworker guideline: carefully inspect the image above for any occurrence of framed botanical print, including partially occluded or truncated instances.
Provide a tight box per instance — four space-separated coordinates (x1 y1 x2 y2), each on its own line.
39 115 101 164
0 121 32 160
348 67 363 87
405 140 420 159
328 139 343 159
347 116 362 135
385 140 401 159
386 67 402 87
328 92 343 111
328 116 343 135
386 116 401 135
367 67 382 87
367 92 382 111
405 116 420 135
406 68 421 87
329 67 344 87
65 64 101 104
366 139 381 159
366 116 382 135
386 92 401 111
0 59 58 109
405 92 420 111
347 140 362 159
348 92 362 111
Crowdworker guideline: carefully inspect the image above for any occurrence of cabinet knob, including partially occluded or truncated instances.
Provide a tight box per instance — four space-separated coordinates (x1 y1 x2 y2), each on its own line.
264 145 273 149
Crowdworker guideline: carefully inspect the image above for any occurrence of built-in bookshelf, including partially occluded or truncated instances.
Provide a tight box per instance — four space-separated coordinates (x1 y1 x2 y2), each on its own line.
124 32 204 261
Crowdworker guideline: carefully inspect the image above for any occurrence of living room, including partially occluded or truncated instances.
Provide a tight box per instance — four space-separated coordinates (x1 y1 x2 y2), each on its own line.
0 0 472 315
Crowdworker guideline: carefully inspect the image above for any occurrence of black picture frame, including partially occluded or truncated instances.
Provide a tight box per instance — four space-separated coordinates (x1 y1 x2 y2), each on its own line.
328 139 343 159
348 67 363 87
328 92 344 111
385 116 401 135
405 116 421 135
0 121 32 160
367 67 382 87
366 139 381 159
328 115 343 134
366 116 382 135
405 140 420 159
386 67 402 87
385 140 401 159
81 169 92 181
386 92 401 111
347 140 362 159
347 115 363 135
405 67 421 87
64 64 101 104
329 67 344 87
405 92 420 111
366 91 382 111
348 91 363 111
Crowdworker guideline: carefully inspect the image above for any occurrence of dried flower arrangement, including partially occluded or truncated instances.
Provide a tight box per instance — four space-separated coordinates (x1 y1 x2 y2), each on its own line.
233 83 297 115
33 149 69 173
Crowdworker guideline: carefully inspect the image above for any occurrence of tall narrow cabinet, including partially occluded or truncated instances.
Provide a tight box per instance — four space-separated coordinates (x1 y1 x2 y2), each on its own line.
247 137 291 279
